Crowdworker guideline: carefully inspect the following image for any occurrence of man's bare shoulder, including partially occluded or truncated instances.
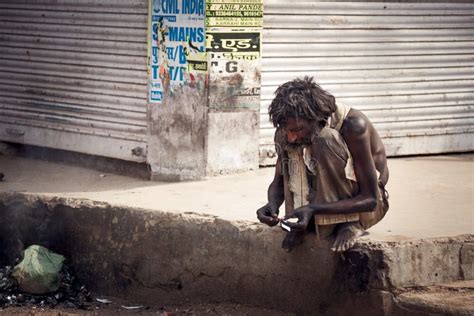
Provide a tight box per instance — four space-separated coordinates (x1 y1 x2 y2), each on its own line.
342 108 389 180
341 108 370 138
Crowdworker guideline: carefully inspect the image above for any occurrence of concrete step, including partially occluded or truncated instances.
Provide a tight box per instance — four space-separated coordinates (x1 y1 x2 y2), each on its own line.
394 280 474 316
348 235 473 290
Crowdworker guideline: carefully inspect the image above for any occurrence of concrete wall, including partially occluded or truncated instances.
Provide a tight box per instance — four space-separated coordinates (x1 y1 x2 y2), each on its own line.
206 111 259 176
146 1 209 181
0 194 340 313
204 1 262 176
148 81 208 181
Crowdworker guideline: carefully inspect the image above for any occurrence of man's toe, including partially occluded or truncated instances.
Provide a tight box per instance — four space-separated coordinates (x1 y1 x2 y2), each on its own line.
343 234 360 252
340 239 351 252
331 234 343 252
338 235 349 252
345 239 356 251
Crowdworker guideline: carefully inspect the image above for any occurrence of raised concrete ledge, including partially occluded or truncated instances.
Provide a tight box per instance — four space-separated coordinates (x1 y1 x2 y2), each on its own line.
353 235 473 290
0 193 338 313
1 192 472 314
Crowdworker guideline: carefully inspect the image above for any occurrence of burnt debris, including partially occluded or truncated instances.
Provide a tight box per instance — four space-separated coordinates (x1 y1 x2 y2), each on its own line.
0 263 93 310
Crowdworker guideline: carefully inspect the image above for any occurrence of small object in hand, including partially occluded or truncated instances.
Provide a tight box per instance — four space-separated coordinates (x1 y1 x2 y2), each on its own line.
280 217 299 232
280 221 291 232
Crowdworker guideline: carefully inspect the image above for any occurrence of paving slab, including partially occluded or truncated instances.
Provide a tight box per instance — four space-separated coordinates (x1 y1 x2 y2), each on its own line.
395 280 474 315
1 154 472 241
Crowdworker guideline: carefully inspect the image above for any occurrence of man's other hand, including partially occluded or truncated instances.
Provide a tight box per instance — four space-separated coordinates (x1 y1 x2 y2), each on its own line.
283 206 313 232
256 204 279 227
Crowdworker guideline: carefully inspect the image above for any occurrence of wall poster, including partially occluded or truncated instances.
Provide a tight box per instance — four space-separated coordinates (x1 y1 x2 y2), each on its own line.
148 0 207 103
206 0 263 109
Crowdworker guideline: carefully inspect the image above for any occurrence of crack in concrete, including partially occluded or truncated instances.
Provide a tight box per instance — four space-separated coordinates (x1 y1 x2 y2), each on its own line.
459 243 465 279
183 266 232 282
130 270 184 292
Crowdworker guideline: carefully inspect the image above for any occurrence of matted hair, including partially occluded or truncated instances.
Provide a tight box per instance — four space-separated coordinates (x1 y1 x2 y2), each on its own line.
268 76 337 127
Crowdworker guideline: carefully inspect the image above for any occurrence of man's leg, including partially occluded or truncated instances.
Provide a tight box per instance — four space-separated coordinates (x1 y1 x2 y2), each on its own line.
311 128 367 252
333 187 388 252
358 181 389 230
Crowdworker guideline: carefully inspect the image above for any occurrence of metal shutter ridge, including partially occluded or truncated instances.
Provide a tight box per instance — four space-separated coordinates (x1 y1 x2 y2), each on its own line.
260 1 474 165
0 0 148 162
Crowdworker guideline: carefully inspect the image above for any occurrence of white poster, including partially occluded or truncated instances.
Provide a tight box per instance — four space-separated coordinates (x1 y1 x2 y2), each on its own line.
148 0 207 103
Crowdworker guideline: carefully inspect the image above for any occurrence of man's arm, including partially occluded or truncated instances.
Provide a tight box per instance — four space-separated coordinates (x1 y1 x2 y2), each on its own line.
256 156 285 226
268 155 285 211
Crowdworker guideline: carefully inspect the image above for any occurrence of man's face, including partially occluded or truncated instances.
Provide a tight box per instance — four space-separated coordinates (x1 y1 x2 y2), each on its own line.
283 117 315 145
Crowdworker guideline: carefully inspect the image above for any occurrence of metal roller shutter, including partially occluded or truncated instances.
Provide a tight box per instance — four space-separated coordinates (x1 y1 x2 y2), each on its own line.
260 1 474 165
0 0 148 162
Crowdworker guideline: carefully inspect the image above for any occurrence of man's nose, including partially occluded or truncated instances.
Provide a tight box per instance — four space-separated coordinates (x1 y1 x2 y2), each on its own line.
287 132 298 143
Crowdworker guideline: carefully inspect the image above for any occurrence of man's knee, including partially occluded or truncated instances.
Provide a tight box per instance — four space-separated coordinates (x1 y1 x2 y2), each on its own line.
359 198 388 230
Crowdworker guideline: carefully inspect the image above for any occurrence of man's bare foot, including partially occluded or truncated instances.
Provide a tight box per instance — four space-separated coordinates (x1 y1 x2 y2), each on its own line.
331 222 365 252
282 230 306 252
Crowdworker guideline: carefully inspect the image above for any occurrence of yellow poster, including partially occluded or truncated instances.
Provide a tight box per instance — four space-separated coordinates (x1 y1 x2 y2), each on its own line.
206 0 263 27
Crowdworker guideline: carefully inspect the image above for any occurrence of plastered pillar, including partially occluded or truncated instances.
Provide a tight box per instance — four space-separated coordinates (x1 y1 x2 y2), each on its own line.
146 0 262 181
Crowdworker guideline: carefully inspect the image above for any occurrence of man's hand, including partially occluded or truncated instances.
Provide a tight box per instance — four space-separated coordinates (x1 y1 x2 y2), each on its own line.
256 203 279 227
283 206 314 232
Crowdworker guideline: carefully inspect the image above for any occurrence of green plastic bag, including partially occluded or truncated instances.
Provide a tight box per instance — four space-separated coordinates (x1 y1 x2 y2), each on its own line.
12 245 65 294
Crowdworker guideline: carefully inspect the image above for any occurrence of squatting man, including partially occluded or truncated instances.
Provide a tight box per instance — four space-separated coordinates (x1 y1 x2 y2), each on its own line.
256 77 389 252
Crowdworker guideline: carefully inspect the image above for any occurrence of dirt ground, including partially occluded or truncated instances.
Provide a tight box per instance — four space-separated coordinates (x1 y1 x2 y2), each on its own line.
1 302 290 315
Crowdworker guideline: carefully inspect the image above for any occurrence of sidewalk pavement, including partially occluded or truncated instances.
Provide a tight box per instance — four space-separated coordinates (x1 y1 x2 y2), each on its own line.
0 153 472 241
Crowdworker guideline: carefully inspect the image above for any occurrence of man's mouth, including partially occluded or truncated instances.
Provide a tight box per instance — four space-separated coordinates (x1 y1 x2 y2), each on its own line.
296 138 312 145
288 139 311 147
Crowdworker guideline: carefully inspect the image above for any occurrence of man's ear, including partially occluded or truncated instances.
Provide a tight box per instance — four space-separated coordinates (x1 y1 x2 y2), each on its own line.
329 94 336 106
319 117 328 129
324 94 337 115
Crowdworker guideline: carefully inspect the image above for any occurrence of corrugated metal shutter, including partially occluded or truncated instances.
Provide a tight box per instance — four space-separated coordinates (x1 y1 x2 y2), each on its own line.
0 0 148 162
260 1 474 165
